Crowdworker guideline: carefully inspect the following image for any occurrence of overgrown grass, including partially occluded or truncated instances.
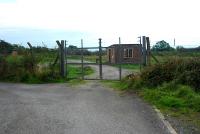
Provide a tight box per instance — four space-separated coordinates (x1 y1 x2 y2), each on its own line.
0 55 94 84
67 65 94 79
151 51 200 64
141 83 200 112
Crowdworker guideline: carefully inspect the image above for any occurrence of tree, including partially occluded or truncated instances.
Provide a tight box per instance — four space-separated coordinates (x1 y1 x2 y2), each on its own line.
151 40 174 51
176 45 184 51
66 45 92 55
0 40 13 54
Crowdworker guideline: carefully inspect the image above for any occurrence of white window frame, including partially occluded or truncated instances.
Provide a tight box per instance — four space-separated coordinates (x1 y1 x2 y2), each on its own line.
123 48 133 58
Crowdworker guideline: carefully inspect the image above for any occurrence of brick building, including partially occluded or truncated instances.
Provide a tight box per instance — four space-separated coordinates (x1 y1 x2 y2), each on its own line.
107 44 142 64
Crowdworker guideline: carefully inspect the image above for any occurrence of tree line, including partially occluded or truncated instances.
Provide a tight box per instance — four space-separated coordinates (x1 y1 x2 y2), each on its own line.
151 40 200 52
1 40 199 55
0 40 104 56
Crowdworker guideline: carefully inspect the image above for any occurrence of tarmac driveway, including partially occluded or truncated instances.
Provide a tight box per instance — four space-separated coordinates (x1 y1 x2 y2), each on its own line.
0 82 170 134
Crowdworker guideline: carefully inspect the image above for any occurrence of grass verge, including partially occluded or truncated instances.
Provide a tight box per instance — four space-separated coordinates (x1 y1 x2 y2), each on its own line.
102 80 200 132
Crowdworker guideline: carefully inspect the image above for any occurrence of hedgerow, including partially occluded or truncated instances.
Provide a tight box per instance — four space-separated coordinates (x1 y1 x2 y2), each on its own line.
141 58 200 92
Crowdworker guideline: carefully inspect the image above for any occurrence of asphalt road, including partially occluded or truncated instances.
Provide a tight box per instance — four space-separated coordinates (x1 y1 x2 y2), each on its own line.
0 82 170 134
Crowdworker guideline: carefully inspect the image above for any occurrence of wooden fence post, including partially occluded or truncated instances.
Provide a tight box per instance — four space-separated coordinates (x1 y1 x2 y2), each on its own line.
99 38 103 80
56 40 66 77
27 42 35 73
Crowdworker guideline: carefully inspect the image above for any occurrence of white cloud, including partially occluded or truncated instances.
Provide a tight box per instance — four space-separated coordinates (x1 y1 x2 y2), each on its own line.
0 0 200 47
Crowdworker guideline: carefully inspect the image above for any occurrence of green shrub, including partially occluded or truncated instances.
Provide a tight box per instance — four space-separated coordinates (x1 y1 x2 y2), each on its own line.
3 56 24 81
174 86 200 112
159 81 179 91
141 59 179 86
23 56 37 73
0 56 7 78
175 85 195 98
143 89 168 103
36 72 62 83
141 58 200 92
186 96 200 112
0 55 39 82
176 58 200 91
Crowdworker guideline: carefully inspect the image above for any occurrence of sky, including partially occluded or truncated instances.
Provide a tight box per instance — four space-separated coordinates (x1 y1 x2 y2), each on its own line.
0 0 200 48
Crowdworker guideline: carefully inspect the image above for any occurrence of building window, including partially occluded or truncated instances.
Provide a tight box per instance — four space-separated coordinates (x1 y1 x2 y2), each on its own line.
124 48 133 58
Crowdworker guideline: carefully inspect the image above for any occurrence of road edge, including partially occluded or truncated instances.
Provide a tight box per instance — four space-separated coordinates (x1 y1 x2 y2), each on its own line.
153 106 178 134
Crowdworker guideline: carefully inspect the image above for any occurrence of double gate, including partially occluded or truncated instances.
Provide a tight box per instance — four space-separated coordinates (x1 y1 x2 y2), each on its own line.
66 39 123 80
57 36 149 80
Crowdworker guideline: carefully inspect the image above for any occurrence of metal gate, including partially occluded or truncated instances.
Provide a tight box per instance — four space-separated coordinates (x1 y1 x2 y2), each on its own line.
66 38 123 80
57 36 150 80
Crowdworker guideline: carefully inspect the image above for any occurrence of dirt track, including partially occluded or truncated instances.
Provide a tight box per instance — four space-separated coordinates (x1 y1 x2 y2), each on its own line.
67 59 135 80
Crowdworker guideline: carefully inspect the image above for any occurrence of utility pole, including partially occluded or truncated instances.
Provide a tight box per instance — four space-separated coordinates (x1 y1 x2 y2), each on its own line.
174 38 176 47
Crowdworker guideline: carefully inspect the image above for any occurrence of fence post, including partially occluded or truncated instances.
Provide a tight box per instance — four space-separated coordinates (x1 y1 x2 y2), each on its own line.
56 40 66 77
65 40 67 79
81 39 84 80
27 42 35 73
119 37 122 81
138 36 142 71
146 37 151 66
142 36 147 66
99 38 103 80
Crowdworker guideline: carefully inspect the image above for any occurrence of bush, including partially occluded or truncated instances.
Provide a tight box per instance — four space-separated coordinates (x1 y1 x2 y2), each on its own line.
176 58 200 91
141 59 180 87
141 58 200 92
0 55 39 82
0 56 7 78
